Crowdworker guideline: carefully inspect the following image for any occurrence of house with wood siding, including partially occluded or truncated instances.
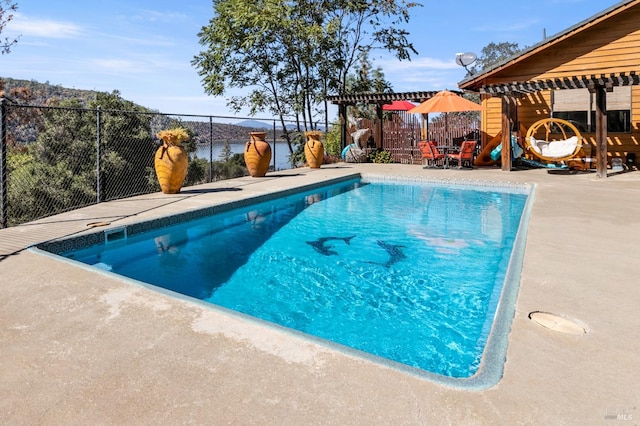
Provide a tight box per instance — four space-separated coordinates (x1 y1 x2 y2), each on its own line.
458 0 640 177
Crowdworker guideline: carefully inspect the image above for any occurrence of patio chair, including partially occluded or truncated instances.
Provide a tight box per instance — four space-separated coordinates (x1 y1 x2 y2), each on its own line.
447 140 477 168
429 141 447 158
418 140 445 168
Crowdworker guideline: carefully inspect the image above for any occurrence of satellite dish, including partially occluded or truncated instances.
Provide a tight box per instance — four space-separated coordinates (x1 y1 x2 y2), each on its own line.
455 52 477 67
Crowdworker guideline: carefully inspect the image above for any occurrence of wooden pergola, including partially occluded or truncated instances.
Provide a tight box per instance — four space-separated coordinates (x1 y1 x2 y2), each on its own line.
327 91 451 150
478 71 640 178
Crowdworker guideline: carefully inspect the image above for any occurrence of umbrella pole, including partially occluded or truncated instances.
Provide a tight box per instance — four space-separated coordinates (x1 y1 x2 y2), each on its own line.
421 114 428 140
445 113 448 144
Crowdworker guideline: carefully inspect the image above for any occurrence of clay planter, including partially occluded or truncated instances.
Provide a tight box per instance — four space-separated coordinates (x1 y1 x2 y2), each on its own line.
154 143 188 194
304 131 324 168
244 132 272 177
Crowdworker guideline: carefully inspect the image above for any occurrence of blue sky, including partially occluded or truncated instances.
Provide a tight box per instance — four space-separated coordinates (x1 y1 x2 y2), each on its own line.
1 0 620 119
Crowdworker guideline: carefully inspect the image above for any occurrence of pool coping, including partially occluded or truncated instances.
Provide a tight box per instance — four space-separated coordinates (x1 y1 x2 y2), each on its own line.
32 173 535 390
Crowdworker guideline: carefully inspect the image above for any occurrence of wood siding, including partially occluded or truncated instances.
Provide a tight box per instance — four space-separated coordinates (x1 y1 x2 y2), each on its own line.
479 4 640 164
486 6 640 83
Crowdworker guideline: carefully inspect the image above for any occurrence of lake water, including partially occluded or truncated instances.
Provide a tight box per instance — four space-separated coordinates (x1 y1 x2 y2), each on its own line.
195 141 294 171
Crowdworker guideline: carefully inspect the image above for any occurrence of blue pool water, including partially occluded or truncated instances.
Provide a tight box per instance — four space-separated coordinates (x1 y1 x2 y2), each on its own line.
60 178 529 379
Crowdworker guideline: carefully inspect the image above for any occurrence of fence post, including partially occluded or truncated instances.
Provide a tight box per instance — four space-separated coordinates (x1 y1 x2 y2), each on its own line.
96 106 102 203
209 116 213 182
0 98 7 228
272 121 276 171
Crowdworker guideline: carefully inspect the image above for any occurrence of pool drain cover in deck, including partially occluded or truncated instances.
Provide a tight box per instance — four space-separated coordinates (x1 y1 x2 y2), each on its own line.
528 311 588 335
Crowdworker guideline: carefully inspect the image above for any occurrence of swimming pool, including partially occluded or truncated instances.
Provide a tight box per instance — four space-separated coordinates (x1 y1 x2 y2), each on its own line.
40 175 532 388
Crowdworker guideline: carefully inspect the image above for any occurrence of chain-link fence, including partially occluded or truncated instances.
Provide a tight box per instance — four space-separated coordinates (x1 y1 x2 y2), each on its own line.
0 99 300 228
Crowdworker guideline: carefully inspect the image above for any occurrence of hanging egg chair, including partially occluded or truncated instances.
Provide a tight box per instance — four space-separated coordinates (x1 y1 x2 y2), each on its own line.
525 118 584 162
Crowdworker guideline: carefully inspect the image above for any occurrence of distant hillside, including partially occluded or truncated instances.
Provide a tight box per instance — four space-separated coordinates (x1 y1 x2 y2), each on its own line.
182 120 284 144
1 77 98 106
238 119 311 131
1 77 291 143
237 119 273 128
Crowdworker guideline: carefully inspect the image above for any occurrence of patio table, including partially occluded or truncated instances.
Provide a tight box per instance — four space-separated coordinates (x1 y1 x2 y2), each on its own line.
437 145 459 169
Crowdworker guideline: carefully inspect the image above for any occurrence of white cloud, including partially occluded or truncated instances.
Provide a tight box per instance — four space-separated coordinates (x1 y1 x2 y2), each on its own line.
89 58 149 75
129 93 239 116
472 19 540 33
7 13 82 39
84 49 192 80
134 10 189 24
372 56 467 92
378 56 460 72
393 73 465 92
89 30 177 48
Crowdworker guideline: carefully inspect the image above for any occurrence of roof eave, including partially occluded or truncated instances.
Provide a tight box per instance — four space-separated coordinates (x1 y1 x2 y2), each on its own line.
458 0 639 91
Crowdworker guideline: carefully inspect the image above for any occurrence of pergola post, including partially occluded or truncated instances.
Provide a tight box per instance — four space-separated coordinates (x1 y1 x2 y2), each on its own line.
500 97 512 171
374 103 383 149
593 85 608 178
338 104 347 150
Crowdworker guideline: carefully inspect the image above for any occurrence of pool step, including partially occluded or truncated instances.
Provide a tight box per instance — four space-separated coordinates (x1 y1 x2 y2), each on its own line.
104 226 127 244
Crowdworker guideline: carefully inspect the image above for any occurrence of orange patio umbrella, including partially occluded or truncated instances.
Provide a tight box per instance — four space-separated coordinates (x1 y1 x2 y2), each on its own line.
408 90 484 141
408 90 483 114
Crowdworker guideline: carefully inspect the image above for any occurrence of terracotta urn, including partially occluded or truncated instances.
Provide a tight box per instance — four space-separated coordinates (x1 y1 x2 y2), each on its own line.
244 131 272 177
154 129 189 194
304 130 324 168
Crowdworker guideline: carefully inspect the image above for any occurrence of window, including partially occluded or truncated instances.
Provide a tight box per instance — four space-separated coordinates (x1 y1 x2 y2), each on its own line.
551 87 631 133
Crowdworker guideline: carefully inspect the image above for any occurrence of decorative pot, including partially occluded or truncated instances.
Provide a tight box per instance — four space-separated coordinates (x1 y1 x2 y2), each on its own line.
244 132 271 177
304 131 324 168
154 143 188 194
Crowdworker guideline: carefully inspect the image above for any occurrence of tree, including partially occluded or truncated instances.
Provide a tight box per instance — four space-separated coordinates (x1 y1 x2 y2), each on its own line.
461 41 524 107
0 81 42 149
8 91 158 224
8 98 97 224
86 92 157 200
344 51 392 120
219 140 233 162
192 0 420 165
467 42 523 76
211 153 247 181
344 51 392 95
0 0 18 54
1 2 30 151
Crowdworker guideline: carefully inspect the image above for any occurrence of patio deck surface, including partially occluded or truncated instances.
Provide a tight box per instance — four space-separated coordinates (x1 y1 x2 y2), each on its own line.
1 164 638 425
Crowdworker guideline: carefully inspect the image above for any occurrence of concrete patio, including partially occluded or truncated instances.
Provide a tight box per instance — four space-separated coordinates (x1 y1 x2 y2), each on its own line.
1 164 638 425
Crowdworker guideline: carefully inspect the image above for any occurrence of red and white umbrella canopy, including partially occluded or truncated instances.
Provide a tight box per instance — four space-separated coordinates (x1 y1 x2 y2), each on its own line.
382 100 416 111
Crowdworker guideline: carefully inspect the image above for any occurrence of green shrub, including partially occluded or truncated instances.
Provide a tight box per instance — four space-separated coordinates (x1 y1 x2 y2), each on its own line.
368 149 393 163
290 132 306 167
185 157 209 186
324 122 341 157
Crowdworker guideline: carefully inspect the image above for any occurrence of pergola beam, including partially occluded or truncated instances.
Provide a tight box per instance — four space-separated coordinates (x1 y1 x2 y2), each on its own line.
480 71 639 96
327 91 452 105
